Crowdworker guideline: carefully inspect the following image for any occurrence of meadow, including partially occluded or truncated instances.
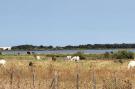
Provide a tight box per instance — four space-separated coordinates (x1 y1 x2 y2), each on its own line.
0 54 134 89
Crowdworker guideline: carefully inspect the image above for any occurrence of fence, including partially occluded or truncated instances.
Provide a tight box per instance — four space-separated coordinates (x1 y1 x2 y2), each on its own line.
0 63 134 89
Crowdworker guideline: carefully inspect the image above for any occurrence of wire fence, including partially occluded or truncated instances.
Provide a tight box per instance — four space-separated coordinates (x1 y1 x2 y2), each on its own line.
0 63 134 89
0 71 133 89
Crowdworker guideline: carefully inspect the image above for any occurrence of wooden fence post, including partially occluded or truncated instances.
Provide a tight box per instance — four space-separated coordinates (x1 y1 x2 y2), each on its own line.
76 73 79 89
54 71 59 89
92 70 96 89
50 71 59 89
32 68 36 88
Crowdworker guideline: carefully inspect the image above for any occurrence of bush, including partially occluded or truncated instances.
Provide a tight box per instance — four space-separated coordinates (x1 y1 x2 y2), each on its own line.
0 52 2 55
73 52 86 60
104 52 110 58
112 50 134 59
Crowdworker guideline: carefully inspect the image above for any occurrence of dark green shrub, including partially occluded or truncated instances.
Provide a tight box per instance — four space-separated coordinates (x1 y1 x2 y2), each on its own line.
104 52 110 58
113 50 134 59
73 52 86 60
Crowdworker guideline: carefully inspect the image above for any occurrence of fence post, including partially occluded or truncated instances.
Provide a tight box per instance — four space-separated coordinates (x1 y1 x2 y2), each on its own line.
17 72 20 88
114 72 117 89
10 71 13 89
76 73 79 89
75 62 80 89
8 66 14 89
50 71 59 89
33 68 36 88
92 70 96 89
30 66 36 88
50 78 55 89
54 71 59 89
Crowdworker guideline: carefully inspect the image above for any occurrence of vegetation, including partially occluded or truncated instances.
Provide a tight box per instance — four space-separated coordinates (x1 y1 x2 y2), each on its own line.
0 58 134 89
73 52 86 60
1 44 135 88
0 50 134 61
113 50 134 59
0 51 2 55
103 50 134 60
11 45 53 50
0 53 134 88
104 52 111 58
11 43 135 50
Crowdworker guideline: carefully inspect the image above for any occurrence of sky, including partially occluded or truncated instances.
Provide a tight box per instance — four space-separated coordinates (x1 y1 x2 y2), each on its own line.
0 0 135 46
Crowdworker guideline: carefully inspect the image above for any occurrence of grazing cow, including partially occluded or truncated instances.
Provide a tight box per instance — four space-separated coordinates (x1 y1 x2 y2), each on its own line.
0 59 6 66
71 56 80 61
33 54 41 60
27 51 31 55
67 56 72 60
36 56 41 60
128 61 135 69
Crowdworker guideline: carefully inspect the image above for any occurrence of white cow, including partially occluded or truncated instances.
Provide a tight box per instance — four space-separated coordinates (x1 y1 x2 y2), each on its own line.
36 56 41 60
0 59 6 66
71 56 80 61
128 61 135 69
67 56 72 60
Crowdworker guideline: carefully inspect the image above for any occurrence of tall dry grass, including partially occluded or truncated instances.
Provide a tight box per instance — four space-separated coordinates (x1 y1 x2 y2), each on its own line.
0 59 134 89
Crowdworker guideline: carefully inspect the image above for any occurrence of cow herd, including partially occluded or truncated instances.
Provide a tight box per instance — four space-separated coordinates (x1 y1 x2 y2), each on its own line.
66 56 80 61
34 55 80 61
0 55 80 66
1 55 135 69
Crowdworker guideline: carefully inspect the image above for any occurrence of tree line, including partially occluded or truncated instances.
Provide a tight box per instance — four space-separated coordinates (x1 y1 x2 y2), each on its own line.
11 43 135 50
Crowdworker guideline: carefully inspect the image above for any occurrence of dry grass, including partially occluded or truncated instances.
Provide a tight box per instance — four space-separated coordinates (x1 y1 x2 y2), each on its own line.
0 57 134 89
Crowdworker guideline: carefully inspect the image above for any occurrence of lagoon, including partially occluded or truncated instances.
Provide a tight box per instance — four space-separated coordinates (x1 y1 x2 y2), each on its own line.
1 49 135 55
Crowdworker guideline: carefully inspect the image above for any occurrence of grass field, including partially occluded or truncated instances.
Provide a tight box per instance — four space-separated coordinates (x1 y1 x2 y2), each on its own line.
0 55 134 89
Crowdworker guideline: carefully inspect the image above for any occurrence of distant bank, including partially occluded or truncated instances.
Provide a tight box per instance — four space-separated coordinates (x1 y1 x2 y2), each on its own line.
1 44 135 51
11 43 135 51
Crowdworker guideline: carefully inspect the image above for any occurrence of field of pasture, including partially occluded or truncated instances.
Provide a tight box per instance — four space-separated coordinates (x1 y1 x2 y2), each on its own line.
0 55 134 89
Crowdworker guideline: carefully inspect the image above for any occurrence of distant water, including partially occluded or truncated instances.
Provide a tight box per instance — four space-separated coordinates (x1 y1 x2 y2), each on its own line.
1 49 135 55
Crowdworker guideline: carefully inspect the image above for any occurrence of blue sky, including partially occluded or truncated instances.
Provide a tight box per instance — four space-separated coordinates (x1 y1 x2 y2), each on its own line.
0 0 135 46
